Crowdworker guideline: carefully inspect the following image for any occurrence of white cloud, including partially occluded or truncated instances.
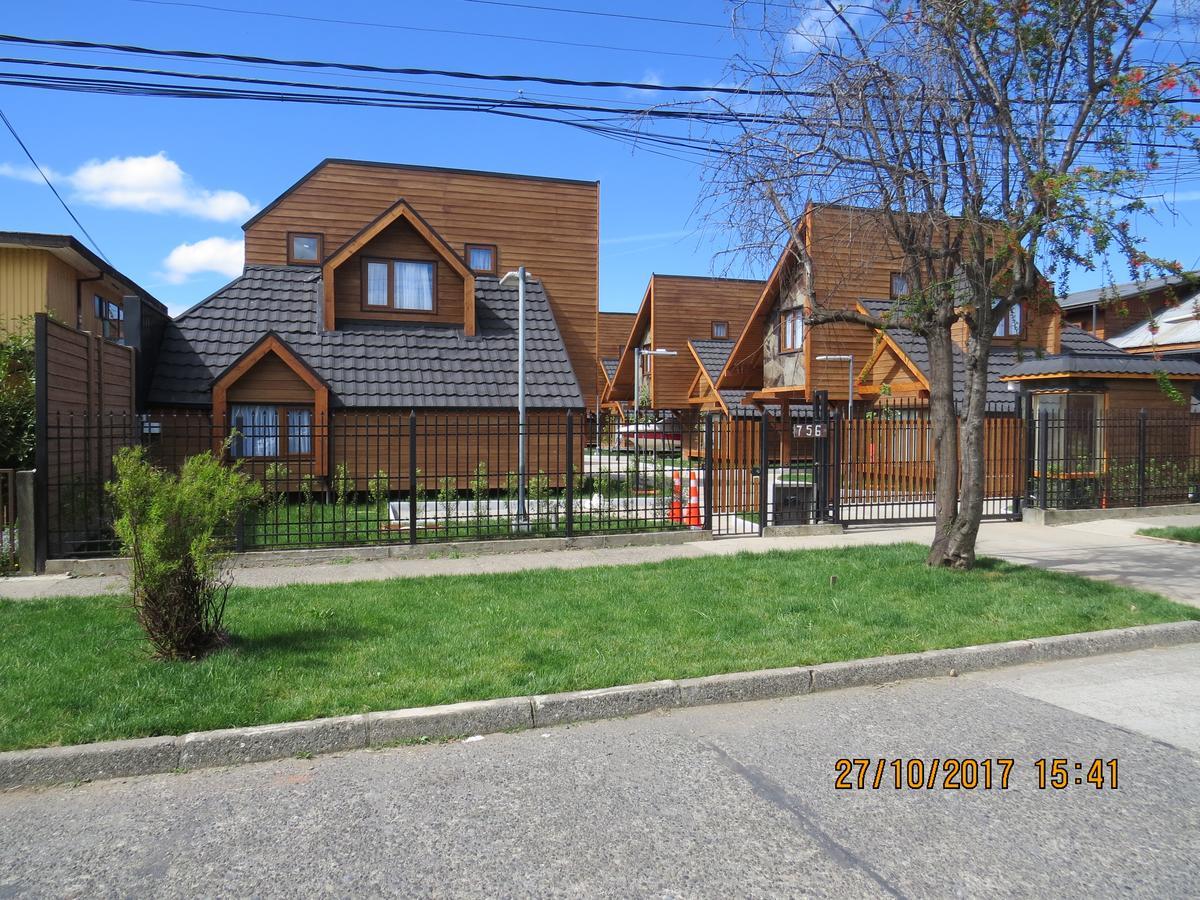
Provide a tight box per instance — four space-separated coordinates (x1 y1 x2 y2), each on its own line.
161 237 244 284
0 152 256 221
787 5 859 54
0 162 56 183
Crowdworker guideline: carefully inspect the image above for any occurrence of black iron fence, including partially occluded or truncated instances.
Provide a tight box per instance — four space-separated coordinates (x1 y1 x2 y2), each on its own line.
42 409 711 560
1029 408 1200 510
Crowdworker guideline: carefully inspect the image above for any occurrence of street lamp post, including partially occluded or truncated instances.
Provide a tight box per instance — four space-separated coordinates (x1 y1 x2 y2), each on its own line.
632 345 677 483
816 354 855 419
499 266 528 527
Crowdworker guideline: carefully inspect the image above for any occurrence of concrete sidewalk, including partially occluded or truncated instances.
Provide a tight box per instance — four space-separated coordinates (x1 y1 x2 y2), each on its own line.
3 514 1197 605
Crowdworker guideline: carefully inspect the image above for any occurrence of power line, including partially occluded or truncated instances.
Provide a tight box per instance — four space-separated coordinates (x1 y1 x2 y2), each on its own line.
124 0 742 64
0 33 800 95
0 107 108 261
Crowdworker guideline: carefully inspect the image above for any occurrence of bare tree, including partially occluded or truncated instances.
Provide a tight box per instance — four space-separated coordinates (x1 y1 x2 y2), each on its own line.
706 0 1200 568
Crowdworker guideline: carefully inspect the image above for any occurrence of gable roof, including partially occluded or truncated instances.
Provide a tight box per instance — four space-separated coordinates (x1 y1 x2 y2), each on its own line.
1059 273 1200 310
687 339 762 417
149 266 583 409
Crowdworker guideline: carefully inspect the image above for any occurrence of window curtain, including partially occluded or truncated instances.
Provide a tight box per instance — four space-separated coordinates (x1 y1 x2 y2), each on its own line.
287 408 314 455
231 404 278 457
366 261 389 306
394 261 434 310
468 246 493 271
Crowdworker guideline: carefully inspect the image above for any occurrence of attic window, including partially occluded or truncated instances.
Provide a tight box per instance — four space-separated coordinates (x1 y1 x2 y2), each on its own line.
288 233 322 265
466 243 497 275
890 272 909 299
711 320 729 339
363 258 435 312
993 299 1025 338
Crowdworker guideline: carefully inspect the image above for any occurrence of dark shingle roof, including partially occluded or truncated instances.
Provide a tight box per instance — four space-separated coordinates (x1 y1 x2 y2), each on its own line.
1059 273 1200 310
601 358 619 381
1003 353 1200 378
690 338 735 384
149 266 584 409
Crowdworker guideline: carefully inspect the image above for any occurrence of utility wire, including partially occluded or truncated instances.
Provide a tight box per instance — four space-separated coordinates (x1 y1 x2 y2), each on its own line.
124 0 743 64
0 107 108 261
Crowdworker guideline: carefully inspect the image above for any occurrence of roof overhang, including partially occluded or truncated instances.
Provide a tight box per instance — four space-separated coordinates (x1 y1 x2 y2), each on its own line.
604 279 653 404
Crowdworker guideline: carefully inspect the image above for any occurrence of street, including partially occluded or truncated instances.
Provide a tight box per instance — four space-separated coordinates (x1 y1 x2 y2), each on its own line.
3 645 1198 898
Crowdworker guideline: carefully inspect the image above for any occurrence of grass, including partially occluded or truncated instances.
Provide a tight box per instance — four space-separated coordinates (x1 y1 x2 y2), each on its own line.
244 503 682 548
2 543 1195 751
1137 525 1200 544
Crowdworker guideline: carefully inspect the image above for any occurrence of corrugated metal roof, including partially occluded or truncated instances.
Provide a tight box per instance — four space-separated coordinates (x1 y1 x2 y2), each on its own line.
1058 273 1200 310
1109 303 1200 350
149 265 584 409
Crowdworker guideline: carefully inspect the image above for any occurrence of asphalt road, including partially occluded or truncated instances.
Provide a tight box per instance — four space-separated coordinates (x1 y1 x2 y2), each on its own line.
2 645 1199 899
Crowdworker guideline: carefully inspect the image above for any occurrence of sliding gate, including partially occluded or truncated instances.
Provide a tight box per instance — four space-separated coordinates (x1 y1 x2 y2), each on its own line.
708 393 1025 534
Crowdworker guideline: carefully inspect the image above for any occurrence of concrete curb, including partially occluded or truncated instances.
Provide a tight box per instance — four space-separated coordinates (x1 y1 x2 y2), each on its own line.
1023 503 1200 527
44 529 713 577
3 620 1198 790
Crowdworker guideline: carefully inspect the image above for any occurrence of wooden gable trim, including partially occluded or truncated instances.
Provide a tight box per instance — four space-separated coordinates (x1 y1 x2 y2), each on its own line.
684 340 731 415
604 279 653 404
321 198 476 335
852 301 931 391
211 333 331 476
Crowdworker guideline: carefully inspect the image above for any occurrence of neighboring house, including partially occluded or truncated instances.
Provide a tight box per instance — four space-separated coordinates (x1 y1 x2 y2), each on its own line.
147 159 593 483
597 310 636 416
1059 273 1199 344
604 274 765 418
0 231 169 406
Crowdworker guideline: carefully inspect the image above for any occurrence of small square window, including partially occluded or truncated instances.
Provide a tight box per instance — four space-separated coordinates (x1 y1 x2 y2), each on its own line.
890 272 909 299
711 320 728 339
288 233 322 265
465 243 497 275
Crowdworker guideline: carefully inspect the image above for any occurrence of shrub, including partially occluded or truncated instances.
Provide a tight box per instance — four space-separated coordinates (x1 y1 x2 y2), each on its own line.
367 470 390 508
263 462 290 512
107 446 261 660
333 463 353 507
437 476 457 518
0 323 35 470
298 473 316 512
470 462 489 513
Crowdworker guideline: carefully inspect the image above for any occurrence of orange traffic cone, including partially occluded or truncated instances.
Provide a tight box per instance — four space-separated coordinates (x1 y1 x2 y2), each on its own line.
670 471 682 523
686 472 701 528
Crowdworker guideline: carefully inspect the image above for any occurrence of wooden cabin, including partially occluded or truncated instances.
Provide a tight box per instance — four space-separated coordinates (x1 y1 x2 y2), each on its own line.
603 274 764 418
146 159 598 488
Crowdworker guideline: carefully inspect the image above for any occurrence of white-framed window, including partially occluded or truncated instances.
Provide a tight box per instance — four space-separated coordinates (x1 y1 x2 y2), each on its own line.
780 308 804 352
993 298 1024 338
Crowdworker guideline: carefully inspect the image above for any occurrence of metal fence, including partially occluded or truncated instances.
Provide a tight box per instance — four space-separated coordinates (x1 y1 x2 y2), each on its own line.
42 409 711 560
1029 408 1200 510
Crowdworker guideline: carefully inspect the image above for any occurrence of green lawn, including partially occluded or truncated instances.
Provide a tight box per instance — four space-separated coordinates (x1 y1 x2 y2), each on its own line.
2 543 1195 751
1137 526 1200 544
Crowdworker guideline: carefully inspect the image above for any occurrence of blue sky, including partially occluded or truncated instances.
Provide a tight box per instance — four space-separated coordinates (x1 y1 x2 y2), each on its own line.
1 1 1197 316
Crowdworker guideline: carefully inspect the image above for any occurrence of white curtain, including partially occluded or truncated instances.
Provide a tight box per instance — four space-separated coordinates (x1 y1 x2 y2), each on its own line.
287 408 313 455
395 261 434 310
231 405 278 457
366 261 389 307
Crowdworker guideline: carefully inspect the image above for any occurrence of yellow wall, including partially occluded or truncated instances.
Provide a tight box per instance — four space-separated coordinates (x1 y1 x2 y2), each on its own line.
0 247 48 331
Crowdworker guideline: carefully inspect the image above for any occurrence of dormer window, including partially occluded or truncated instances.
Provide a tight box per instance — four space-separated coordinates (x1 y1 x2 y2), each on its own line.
465 243 498 275
363 258 436 312
288 232 323 265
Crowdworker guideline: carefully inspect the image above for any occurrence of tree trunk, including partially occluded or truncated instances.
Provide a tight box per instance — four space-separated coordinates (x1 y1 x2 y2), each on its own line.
925 324 961 566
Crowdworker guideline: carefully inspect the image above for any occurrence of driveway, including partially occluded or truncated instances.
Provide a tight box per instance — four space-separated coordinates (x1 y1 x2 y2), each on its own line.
2 645 1198 898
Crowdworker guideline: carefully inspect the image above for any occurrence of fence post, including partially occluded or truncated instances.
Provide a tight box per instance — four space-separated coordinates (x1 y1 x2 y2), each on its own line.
703 413 714 532
408 410 418 545
1036 408 1049 509
565 410 575 538
1137 408 1148 507
830 407 842 524
758 408 769 535
813 390 829 522
1013 395 1024 519
33 314 48 572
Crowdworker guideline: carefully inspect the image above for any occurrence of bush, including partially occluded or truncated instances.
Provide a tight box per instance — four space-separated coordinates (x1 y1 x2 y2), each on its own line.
0 323 35 470
367 470 389 508
107 446 261 660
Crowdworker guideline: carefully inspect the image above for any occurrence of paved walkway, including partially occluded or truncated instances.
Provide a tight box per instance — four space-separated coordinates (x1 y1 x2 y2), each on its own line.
3 645 1198 897
4 514 1198 605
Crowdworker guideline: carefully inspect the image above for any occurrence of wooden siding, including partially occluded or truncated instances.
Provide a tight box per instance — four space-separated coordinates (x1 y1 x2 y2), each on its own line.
951 299 1059 353
244 161 600 405
804 207 905 400
858 337 927 395
648 276 764 409
43 316 135 419
1105 378 1199 414
226 354 315 403
332 217 465 326
598 311 636 361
